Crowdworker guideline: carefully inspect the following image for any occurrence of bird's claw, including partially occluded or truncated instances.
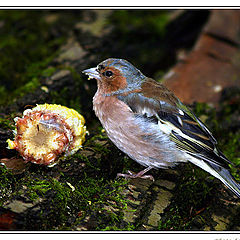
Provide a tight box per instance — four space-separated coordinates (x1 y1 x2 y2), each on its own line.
117 170 154 181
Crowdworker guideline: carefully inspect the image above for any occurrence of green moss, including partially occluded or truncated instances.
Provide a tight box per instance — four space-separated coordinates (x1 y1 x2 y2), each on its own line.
50 87 70 106
0 10 88 106
101 224 135 231
0 115 15 130
158 163 212 230
158 206 187 230
41 66 58 77
84 133 109 154
0 86 8 105
24 178 52 201
0 166 17 206
16 77 41 98
191 98 240 179
9 166 128 230
110 10 169 36
48 66 87 116
0 128 129 230
220 131 240 181
0 11 59 102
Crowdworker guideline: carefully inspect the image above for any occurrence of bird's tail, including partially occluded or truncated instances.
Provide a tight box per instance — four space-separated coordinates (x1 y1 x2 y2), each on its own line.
208 162 240 198
188 157 240 198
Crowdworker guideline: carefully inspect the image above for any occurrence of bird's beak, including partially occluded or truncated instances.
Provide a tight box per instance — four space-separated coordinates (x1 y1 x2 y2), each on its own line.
82 67 101 80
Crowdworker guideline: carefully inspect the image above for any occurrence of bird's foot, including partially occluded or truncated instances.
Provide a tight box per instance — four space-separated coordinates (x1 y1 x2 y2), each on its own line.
117 166 154 181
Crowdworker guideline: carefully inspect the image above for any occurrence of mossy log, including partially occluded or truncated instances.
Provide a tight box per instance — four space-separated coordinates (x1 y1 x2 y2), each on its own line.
0 10 240 231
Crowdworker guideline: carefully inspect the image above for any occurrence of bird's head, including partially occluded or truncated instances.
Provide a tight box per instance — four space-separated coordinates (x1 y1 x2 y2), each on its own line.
82 58 146 94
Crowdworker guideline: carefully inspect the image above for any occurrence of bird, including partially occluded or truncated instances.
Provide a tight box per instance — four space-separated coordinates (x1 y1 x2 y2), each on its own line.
82 58 240 198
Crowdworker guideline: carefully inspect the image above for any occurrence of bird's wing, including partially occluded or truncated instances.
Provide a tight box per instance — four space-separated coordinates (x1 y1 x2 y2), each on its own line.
117 87 231 169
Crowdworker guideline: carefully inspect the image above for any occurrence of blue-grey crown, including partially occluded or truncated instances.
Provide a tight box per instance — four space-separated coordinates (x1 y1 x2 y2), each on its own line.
99 58 146 87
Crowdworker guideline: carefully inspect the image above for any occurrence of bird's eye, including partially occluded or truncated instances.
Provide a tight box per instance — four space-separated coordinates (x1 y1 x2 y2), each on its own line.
104 70 113 77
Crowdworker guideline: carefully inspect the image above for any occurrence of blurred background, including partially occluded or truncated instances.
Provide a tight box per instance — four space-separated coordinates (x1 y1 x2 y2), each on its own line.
0 10 240 112
0 9 211 107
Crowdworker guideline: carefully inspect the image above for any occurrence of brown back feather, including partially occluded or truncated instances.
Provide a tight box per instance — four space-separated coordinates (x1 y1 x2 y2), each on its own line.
141 78 179 107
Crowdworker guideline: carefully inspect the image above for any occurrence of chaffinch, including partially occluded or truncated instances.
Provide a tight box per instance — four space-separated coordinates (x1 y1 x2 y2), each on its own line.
83 58 240 198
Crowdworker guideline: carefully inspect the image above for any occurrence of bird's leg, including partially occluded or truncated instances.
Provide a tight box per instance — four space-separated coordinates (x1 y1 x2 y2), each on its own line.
117 166 154 181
